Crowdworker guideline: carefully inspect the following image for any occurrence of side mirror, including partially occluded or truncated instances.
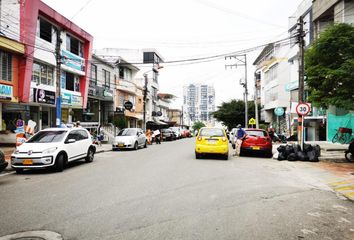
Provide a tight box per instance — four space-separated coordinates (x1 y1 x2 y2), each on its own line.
66 139 76 144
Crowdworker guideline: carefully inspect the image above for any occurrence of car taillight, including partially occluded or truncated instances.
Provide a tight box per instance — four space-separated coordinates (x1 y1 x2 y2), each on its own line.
222 137 227 142
197 137 202 141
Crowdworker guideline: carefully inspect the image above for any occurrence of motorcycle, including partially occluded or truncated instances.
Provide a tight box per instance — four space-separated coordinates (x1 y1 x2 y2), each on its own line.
344 139 354 162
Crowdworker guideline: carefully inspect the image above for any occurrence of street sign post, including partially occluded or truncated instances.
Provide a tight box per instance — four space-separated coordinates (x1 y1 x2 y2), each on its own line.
296 103 311 150
274 107 284 134
248 118 256 128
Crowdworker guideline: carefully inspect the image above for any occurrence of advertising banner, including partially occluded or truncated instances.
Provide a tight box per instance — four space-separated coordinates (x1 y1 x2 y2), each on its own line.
33 88 55 105
0 84 13 100
61 50 85 72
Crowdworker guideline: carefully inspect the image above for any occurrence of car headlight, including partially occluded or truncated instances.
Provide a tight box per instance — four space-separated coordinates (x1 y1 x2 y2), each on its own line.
42 147 58 154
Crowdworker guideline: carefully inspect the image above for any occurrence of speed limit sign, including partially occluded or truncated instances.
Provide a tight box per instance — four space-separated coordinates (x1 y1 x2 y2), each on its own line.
296 103 311 116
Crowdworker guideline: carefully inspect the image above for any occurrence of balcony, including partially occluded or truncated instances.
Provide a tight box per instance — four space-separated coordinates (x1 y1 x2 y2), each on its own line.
116 79 137 95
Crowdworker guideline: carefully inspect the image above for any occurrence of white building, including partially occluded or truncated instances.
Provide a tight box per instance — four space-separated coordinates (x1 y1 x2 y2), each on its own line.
183 84 215 127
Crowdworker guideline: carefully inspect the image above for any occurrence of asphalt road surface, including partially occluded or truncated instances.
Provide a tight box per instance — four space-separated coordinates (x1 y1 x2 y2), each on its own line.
1 138 354 240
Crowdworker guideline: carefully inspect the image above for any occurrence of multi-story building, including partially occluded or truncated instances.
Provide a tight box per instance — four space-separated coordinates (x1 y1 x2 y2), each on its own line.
0 0 93 132
85 54 115 125
312 0 354 141
94 48 164 130
253 42 291 134
183 84 215 126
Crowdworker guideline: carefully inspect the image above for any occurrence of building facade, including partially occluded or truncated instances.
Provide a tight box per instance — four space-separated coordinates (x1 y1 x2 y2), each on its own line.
0 0 93 134
183 84 215 127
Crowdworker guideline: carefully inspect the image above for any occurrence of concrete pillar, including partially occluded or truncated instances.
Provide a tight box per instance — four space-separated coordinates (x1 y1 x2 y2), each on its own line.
39 105 42 130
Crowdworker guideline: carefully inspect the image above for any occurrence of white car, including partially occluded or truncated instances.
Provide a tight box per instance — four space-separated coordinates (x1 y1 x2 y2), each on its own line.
11 128 96 173
112 128 147 150
169 127 181 139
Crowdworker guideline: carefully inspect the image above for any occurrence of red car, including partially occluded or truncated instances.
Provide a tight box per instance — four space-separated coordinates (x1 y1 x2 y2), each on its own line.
240 129 273 158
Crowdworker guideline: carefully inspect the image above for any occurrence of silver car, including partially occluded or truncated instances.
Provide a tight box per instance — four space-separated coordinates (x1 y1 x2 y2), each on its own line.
112 128 147 150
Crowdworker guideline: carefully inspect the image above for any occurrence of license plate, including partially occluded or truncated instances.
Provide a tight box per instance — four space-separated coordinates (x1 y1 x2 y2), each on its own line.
118 143 124 147
23 159 33 165
252 146 261 150
208 140 216 144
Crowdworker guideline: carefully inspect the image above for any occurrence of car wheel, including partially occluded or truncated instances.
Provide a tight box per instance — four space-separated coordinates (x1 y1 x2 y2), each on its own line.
15 168 23 174
223 153 229 160
55 153 65 172
134 142 138 150
144 140 148 148
266 151 273 158
86 147 95 163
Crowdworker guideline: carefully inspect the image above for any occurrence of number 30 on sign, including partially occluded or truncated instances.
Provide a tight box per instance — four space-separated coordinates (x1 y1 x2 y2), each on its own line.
296 103 311 116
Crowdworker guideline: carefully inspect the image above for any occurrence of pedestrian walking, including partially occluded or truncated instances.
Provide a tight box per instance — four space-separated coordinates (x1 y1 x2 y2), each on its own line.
234 124 246 156
155 129 161 144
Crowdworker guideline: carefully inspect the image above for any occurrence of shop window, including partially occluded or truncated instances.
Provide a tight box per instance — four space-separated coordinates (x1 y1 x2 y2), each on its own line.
31 62 54 86
103 69 110 89
66 34 83 57
65 72 80 92
0 50 12 81
39 18 53 43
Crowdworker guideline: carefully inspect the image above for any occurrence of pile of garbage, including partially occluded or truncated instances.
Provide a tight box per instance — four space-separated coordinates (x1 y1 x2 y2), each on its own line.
277 143 321 162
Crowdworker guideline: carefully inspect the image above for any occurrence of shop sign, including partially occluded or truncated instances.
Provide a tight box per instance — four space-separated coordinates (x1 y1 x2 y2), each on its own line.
88 87 96 96
0 84 13 100
33 88 55 105
61 50 85 72
274 107 284 116
62 93 72 105
71 95 82 107
124 100 133 111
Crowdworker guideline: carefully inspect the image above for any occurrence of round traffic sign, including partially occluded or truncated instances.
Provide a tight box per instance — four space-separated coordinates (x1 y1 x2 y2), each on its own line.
124 101 133 111
296 102 311 116
274 107 284 116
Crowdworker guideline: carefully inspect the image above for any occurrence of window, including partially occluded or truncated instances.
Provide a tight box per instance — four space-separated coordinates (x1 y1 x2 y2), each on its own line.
39 18 53 43
77 130 88 140
90 64 97 85
119 95 125 107
0 51 12 81
128 95 135 106
103 69 110 88
265 64 278 84
66 34 83 57
65 72 80 92
31 62 54 86
27 130 67 143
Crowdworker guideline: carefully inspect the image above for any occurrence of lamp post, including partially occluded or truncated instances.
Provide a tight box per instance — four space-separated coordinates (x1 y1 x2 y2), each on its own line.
142 65 163 131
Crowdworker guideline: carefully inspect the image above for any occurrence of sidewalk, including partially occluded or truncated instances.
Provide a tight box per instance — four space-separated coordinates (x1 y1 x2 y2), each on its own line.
0 143 112 173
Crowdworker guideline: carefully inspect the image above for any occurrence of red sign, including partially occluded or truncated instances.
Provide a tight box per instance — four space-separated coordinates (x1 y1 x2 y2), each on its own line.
296 103 311 116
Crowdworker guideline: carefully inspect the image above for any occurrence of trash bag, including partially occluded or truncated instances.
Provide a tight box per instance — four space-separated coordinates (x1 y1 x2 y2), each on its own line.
278 152 287 161
285 145 295 157
293 144 301 154
287 153 297 161
296 151 309 161
303 143 313 153
277 145 286 153
307 150 319 162
312 144 321 158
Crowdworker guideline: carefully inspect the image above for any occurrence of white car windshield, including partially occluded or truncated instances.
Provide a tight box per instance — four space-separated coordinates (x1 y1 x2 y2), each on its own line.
27 130 67 143
118 129 137 136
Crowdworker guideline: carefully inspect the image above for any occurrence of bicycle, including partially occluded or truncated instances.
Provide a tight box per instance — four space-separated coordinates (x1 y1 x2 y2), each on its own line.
332 127 353 144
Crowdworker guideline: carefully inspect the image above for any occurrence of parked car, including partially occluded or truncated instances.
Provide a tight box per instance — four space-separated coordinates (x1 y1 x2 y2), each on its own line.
169 127 181 139
11 128 96 173
195 127 229 160
112 128 147 150
161 129 175 141
0 150 8 173
239 129 273 158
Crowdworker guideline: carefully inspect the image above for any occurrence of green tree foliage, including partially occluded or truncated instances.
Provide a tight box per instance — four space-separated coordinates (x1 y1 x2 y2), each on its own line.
305 23 354 110
113 115 127 129
192 121 206 131
212 99 260 129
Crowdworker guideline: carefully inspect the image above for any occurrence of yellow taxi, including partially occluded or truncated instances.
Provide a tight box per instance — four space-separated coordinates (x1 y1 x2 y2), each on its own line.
195 127 229 160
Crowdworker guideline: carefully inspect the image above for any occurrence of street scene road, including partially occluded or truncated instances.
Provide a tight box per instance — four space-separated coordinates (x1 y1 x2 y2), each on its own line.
1 138 354 240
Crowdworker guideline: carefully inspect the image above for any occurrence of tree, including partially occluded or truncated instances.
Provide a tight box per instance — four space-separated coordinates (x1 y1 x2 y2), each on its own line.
305 23 354 110
113 115 127 129
212 99 260 129
192 121 206 131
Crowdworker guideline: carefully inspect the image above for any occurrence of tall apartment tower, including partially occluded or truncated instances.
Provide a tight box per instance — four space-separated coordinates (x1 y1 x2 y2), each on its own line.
183 84 215 127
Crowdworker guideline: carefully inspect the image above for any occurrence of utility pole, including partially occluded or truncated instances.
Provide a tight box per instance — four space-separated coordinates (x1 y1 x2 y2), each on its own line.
297 15 306 148
254 72 259 129
225 54 248 128
143 74 148 131
55 28 62 127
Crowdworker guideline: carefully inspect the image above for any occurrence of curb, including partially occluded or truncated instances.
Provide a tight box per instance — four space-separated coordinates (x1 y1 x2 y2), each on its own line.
328 180 354 202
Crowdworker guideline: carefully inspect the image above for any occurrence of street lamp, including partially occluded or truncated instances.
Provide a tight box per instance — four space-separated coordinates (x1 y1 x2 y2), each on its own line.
143 65 163 131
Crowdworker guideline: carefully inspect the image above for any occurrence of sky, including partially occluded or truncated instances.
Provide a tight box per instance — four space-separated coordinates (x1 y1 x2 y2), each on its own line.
42 0 304 109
